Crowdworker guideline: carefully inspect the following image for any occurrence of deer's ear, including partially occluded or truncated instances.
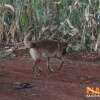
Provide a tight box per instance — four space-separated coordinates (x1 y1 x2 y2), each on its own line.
62 48 66 55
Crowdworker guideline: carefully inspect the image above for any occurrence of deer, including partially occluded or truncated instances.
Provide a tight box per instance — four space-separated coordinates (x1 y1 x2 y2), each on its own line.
23 27 78 78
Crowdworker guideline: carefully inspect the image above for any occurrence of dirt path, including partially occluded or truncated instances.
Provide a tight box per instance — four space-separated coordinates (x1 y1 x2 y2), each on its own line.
0 50 100 100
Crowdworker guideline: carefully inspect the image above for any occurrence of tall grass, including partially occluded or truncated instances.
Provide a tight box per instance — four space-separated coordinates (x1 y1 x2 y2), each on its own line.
0 0 100 51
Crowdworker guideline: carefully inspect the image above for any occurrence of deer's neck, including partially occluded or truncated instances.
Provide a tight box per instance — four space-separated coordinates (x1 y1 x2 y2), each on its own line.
24 32 32 48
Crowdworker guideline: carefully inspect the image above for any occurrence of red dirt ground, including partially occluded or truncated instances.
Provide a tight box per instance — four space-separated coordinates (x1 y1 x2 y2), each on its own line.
0 49 100 100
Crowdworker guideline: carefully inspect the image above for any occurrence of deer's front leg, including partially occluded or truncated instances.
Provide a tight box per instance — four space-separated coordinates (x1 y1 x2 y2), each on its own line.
32 59 41 79
47 57 54 72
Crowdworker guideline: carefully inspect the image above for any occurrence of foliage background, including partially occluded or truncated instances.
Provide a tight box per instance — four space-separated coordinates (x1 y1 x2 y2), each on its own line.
0 0 100 51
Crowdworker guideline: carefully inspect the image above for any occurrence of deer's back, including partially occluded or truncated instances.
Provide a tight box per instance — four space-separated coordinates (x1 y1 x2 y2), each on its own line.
30 40 66 58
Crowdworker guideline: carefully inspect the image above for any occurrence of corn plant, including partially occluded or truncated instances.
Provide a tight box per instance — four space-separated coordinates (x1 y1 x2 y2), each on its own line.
0 0 99 51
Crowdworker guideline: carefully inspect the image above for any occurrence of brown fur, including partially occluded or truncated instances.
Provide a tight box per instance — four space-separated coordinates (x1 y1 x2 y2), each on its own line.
24 32 73 78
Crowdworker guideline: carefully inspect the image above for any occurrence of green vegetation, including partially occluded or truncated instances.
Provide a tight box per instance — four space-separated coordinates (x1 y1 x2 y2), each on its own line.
0 51 15 59
0 0 100 51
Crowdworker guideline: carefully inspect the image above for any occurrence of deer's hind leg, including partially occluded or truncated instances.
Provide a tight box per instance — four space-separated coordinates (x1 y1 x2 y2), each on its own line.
47 56 64 73
52 56 64 72
58 57 64 71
